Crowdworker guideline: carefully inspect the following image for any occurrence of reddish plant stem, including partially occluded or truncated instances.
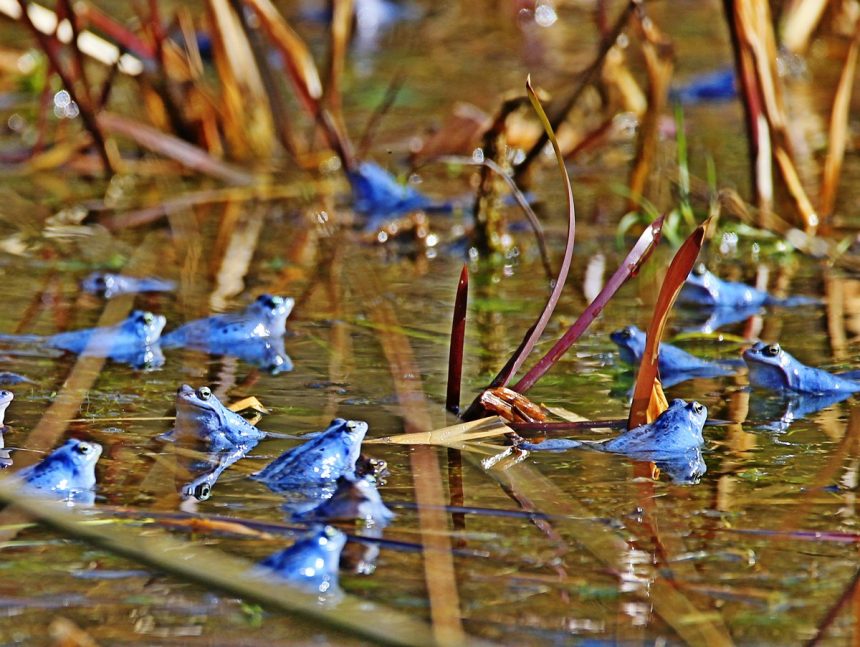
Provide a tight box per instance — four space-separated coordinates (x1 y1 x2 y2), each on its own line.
513 215 664 394
446 264 469 414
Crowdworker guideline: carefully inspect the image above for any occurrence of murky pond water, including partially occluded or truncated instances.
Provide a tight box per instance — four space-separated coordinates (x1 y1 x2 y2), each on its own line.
1 0 860 644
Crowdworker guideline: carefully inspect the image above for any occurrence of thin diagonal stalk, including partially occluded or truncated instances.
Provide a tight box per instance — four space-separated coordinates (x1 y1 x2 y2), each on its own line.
0 480 453 647
435 154 553 280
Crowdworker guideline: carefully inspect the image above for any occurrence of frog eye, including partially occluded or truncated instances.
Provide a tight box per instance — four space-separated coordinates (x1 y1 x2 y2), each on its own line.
693 263 707 276
75 442 93 455
197 387 212 400
764 344 781 357
142 312 154 325
691 402 704 415
193 483 211 500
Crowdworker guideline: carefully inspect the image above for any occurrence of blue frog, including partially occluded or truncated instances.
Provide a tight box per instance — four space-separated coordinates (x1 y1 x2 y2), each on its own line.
257 525 347 595
166 385 267 500
0 310 167 368
81 272 176 299
521 399 708 483
680 264 817 309
253 418 368 505
162 294 293 351
743 342 860 395
293 474 394 527
610 325 736 387
171 385 266 452
17 438 102 503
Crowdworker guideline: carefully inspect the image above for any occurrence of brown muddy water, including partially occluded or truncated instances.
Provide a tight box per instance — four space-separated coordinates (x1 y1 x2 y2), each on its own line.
1 0 860 645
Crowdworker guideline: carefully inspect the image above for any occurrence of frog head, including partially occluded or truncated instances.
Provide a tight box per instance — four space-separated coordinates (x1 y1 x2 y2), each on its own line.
326 418 368 463
247 295 294 337
174 385 230 439
743 342 795 390
56 438 102 488
609 325 646 365
122 310 167 345
639 399 707 452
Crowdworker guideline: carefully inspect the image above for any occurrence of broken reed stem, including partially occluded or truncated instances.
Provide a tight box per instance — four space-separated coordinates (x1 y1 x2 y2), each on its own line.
513 0 640 184
819 20 860 220
723 0 771 217
446 265 469 414
627 5 673 211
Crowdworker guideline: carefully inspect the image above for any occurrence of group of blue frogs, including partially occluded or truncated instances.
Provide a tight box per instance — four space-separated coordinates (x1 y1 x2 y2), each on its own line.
4 260 859 596
2 272 390 596
590 263 859 483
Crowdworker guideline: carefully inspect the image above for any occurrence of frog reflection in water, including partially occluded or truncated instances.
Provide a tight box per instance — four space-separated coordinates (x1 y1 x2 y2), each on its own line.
294 473 394 575
81 272 176 299
294 473 394 527
17 438 102 503
253 419 368 510
162 295 294 372
610 325 735 387
743 342 860 395
0 310 166 369
521 399 708 484
169 385 267 500
257 525 347 596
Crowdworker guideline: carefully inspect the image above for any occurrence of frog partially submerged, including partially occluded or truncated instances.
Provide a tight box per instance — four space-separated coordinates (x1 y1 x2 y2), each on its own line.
172 385 266 452
162 294 293 349
167 385 267 500
610 325 735 387
253 419 368 508
293 474 394 527
257 525 346 596
520 399 708 483
17 438 102 503
680 264 817 308
81 272 176 299
743 342 860 395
